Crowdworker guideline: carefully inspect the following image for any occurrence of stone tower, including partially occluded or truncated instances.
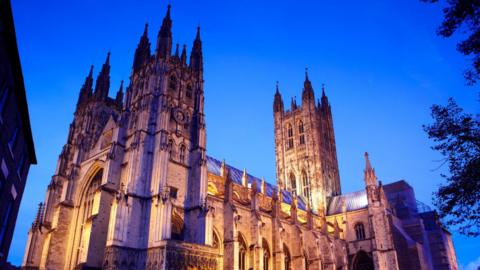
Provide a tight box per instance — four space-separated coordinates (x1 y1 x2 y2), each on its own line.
23 5 212 269
273 70 340 212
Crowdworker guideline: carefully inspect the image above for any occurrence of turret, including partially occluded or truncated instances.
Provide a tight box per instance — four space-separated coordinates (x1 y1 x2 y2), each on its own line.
273 81 284 113
156 5 172 59
76 65 94 109
133 23 151 72
302 68 315 103
93 52 111 101
189 27 203 73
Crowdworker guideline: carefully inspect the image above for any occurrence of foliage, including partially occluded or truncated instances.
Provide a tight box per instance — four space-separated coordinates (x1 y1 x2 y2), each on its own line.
423 98 480 236
422 0 480 84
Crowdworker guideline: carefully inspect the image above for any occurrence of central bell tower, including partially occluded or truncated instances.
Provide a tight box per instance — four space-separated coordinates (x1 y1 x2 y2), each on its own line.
273 70 340 212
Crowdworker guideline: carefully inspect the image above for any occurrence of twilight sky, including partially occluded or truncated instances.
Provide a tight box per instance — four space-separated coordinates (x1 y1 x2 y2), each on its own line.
8 0 479 267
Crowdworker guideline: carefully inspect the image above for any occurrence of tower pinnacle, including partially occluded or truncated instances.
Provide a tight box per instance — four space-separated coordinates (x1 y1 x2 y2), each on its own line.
93 52 111 101
156 5 173 59
364 152 377 186
190 26 203 72
133 23 151 72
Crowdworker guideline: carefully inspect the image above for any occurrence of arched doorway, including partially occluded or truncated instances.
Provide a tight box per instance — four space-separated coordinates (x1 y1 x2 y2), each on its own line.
352 251 374 270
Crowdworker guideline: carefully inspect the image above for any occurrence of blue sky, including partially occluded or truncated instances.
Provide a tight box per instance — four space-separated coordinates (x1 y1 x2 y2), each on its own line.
8 0 479 267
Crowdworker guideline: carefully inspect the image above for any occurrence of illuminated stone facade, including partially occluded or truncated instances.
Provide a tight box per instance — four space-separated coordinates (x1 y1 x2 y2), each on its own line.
22 5 458 270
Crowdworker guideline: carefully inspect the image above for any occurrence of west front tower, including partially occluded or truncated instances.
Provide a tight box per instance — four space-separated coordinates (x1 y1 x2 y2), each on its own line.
273 70 340 212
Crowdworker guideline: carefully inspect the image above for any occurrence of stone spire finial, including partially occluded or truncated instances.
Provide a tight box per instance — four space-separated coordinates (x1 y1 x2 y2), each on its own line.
241 168 248 187
364 152 377 186
76 65 94 108
174 43 179 57
115 80 124 109
302 67 314 101
156 4 173 59
181 44 187 65
133 23 151 72
190 26 203 72
94 52 111 100
273 81 284 113
261 177 266 194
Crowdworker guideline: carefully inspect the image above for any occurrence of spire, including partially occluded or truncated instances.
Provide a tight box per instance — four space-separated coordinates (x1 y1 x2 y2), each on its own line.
76 65 94 108
273 81 284 113
181 44 187 65
174 43 179 58
302 67 314 101
133 23 151 72
115 80 124 109
190 26 203 72
94 52 111 100
156 4 173 59
364 152 377 186
291 97 297 110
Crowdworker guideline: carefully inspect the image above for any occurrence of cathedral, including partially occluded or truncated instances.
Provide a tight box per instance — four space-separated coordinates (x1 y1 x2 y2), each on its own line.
22 5 458 270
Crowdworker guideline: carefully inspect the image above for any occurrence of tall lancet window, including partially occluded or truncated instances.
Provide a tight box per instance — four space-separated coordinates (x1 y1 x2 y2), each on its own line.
299 121 305 145
287 124 294 149
262 239 270 270
185 84 193 99
239 235 247 270
179 145 186 163
168 75 177 91
302 170 310 200
168 139 174 158
355 223 366 240
283 244 291 270
289 172 296 192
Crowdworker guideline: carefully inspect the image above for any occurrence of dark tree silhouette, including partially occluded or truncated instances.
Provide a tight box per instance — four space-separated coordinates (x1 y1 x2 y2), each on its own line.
423 98 480 236
422 0 480 84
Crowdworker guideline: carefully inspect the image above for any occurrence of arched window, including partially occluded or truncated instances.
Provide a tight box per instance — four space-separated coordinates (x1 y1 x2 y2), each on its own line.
289 172 296 192
262 239 270 270
298 121 304 133
355 223 366 240
239 235 247 270
299 121 305 145
352 251 374 270
168 75 177 91
304 251 309 270
287 124 294 149
171 212 184 240
168 139 174 158
76 169 103 264
283 244 291 270
179 145 186 163
212 231 220 249
185 85 193 98
302 170 310 200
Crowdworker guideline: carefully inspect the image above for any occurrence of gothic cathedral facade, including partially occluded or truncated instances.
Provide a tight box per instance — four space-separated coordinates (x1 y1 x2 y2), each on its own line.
22 5 458 270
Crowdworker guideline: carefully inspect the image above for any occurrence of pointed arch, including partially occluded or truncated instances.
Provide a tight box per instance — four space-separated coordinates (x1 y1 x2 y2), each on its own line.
352 250 374 270
289 172 297 192
168 74 177 91
283 244 291 270
238 232 248 270
262 238 271 270
171 211 184 240
287 123 294 149
354 222 366 240
301 170 310 201
73 167 104 266
179 144 186 163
